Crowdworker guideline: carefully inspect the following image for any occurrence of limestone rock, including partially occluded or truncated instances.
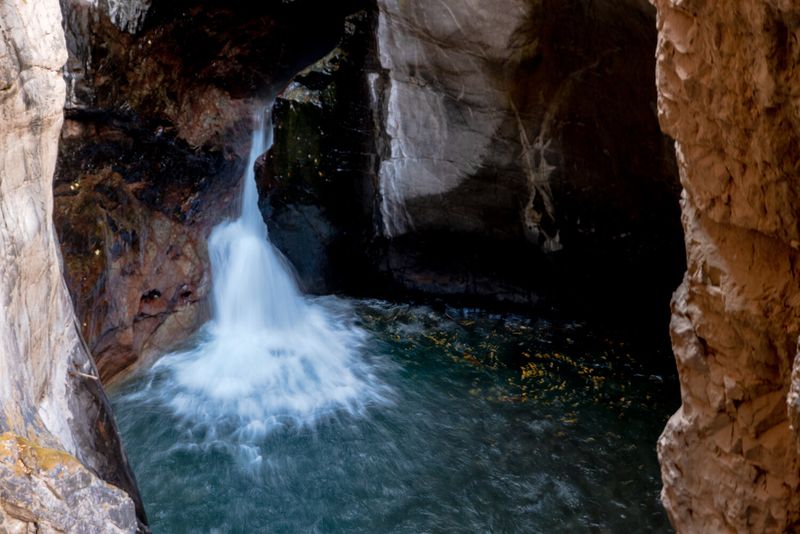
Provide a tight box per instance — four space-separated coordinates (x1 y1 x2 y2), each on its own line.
0 0 144 527
651 0 800 530
373 0 679 249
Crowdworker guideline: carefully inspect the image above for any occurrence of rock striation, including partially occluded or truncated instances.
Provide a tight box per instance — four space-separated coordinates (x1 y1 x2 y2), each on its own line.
652 0 800 531
0 0 144 529
373 0 683 314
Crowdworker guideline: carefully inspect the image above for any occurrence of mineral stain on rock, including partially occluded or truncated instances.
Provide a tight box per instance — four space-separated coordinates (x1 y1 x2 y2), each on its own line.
0 433 138 533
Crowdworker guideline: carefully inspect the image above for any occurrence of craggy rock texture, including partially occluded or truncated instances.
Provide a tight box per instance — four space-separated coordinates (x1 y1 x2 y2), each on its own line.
55 115 242 382
0 433 137 533
0 0 144 529
652 0 800 531
56 0 362 381
264 0 683 323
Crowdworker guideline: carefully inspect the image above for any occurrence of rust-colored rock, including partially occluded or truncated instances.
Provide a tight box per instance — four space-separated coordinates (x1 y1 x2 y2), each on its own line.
651 0 800 531
55 1 364 382
53 161 223 382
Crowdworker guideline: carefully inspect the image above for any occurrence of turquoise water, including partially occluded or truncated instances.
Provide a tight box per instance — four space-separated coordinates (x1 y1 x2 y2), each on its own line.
111 298 677 533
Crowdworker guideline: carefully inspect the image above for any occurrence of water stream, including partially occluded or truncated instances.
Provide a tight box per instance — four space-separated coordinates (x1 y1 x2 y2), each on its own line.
110 109 678 532
122 108 388 458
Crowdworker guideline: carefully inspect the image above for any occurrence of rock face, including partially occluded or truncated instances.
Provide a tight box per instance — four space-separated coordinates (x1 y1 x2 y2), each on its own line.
374 0 683 317
55 0 362 381
0 0 144 530
263 0 684 325
57 0 683 383
652 0 800 531
55 114 241 382
258 10 382 295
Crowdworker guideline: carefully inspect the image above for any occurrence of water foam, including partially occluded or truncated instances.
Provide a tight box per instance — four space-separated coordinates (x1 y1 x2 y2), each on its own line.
126 107 388 452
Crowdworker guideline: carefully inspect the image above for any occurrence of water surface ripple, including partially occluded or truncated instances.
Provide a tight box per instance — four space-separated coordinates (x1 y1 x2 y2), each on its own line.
112 299 677 533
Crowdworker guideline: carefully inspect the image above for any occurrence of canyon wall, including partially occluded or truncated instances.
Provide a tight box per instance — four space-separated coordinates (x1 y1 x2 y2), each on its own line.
373 0 682 316
652 0 800 531
263 0 684 326
0 0 144 530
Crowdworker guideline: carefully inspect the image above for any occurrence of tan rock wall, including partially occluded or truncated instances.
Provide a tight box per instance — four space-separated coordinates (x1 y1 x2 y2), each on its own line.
651 0 800 531
0 0 143 529
0 433 137 533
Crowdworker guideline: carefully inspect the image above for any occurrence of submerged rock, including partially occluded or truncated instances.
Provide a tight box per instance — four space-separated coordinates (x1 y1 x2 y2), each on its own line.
0 0 145 528
651 0 800 531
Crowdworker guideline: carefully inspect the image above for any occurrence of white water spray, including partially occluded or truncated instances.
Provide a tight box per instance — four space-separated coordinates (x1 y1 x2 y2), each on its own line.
137 107 388 448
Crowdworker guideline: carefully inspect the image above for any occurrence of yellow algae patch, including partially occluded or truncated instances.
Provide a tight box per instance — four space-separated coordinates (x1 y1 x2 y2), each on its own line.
521 362 546 380
0 432 80 476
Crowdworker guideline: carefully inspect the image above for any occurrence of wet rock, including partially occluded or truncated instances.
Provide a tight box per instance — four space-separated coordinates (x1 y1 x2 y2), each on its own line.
651 0 800 531
55 113 242 382
56 0 365 380
258 10 381 295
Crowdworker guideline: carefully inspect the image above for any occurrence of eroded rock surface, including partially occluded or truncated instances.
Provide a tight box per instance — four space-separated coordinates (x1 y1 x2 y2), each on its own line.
55 115 242 382
652 0 800 531
374 0 682 315
258 10 381 295
0 0 144 529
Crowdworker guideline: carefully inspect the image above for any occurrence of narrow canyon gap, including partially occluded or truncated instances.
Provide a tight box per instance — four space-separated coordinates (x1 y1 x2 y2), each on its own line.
55 0 682 531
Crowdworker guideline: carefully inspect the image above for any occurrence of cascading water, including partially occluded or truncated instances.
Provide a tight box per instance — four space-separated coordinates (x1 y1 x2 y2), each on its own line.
124 107 388 456
110 106 677 533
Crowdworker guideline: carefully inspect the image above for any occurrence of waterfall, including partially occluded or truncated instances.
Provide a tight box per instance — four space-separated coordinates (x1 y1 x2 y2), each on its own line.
207 110 304 332
141 107 388 451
